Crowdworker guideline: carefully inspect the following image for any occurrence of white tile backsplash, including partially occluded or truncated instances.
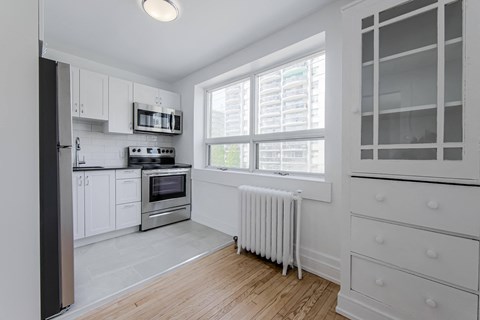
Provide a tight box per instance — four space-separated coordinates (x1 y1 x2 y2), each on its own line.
73 119 172 167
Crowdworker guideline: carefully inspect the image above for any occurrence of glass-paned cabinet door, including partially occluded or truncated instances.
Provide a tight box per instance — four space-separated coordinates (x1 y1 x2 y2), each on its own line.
351 0 478 180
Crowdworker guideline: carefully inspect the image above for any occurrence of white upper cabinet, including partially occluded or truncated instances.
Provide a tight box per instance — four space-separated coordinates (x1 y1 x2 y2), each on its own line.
105 77 133 134
134 83 158 106
74 69 109 121
71 66 80 117
134 83 180 109
158 88 180 109
344 0 480 182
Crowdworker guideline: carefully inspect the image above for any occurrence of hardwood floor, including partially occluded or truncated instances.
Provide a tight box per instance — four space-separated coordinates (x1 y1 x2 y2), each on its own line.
79 245 347 320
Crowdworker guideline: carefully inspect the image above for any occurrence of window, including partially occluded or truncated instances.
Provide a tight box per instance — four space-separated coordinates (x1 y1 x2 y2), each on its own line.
206 52 325 175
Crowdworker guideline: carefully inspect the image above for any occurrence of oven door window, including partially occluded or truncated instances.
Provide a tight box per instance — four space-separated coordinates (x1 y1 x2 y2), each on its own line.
138 109 170 129
149 174 186 202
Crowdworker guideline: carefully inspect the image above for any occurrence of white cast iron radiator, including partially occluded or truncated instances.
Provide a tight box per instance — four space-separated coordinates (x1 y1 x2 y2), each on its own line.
237 185 302 279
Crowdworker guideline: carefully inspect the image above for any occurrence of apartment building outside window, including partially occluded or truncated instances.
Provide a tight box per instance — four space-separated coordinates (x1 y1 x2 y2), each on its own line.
205 52 325 175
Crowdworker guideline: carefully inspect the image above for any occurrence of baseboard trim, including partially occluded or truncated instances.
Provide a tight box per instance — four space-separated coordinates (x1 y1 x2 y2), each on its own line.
336 293 398 320
300 247 340 284
74 226 139 248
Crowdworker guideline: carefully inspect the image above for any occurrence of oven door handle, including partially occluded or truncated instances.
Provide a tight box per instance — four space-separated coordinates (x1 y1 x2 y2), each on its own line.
142 170 190 177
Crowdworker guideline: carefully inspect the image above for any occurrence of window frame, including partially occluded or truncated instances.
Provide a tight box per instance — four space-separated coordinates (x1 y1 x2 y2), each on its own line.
204 51 326 177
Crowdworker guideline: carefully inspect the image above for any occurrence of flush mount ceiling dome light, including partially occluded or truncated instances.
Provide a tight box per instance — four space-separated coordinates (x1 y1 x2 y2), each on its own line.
142 0 179 22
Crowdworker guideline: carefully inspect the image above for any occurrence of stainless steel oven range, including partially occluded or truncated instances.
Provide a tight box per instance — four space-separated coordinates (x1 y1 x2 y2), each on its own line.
128 146 191 231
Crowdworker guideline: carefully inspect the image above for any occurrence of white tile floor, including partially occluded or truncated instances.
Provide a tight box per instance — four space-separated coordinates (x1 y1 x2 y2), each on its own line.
71 221 232 313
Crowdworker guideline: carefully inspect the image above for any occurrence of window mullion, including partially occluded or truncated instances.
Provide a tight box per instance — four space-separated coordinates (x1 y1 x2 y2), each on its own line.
249 74 256 172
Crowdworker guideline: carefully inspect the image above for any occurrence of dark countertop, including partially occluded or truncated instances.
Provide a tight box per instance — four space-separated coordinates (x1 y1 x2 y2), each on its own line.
73 164 192 171
73 165 142 172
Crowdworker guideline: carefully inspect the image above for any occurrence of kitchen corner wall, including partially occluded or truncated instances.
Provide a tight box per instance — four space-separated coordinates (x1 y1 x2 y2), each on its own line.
73 119 173 167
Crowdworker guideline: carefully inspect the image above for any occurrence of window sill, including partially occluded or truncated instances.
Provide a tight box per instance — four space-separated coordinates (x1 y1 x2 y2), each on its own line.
191 168 332 203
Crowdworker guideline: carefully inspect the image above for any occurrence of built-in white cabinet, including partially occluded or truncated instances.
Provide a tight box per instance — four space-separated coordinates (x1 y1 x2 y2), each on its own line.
346 0 480 182
72 172 85 240
72 68 109 121
134 83 180 109
105 77 134 134
340 1 480 320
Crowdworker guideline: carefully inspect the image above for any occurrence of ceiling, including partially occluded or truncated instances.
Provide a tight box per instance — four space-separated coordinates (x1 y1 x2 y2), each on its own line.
45 0 335 83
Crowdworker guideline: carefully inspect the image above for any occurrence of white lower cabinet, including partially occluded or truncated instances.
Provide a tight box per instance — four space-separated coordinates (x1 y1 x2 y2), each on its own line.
84 170 116 237
116 178 141 204
343 178 480 320
73 169 142 242
116 203 141 230
72 172 85 240
351 256 478 320
351 216 479 290
115 169 141 229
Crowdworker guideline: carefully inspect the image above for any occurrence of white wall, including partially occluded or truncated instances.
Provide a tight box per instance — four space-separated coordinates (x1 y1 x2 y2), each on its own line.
172 0 349 282
0 0 41 318
73 119 173 167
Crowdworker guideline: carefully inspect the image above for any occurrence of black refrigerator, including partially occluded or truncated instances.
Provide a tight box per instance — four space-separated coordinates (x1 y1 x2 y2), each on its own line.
39 58 75 319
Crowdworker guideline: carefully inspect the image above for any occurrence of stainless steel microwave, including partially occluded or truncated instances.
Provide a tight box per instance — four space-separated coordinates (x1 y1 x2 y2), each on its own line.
133 103 182 135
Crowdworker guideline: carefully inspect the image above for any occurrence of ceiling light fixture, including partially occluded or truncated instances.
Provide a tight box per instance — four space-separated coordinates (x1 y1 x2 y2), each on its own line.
142 0 179 22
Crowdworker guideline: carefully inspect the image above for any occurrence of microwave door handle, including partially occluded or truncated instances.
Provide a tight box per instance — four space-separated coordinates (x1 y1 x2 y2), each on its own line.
170 112 175 132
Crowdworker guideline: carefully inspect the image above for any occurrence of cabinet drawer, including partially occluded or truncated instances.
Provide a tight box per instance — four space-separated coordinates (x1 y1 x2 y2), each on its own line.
351 217 479 290
116 178 141 204
116 169 141 179
351 256 478 320
350 178 480 237
116 203 141 230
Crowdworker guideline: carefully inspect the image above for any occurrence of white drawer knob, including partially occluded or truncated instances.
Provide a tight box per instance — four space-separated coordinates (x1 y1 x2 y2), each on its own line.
375 279 385 287
375 194 385 202
425 298 437 308
426 249 438 259
374 235 384 244
427 201 439 210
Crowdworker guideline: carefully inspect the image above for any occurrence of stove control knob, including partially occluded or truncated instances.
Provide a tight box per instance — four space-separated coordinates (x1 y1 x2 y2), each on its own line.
137 148 141 153
170 150 174 153
161 149 166 153
131 148 136 152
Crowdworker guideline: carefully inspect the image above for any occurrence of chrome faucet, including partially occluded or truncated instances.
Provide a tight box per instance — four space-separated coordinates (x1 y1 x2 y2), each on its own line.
75 137 86 167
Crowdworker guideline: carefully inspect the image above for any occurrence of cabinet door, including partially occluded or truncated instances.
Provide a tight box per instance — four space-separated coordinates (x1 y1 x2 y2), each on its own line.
346 0 479 181
72 172 85 240
158 88 180 109
133 83 159 106
79 69 109 120
116 203 141 230
115 178 141 204
71 66 80 117
84 170 115 237
107 77 133 134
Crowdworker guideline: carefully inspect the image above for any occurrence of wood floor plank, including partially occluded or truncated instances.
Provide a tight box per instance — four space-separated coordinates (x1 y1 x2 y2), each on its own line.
79 245 347 320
